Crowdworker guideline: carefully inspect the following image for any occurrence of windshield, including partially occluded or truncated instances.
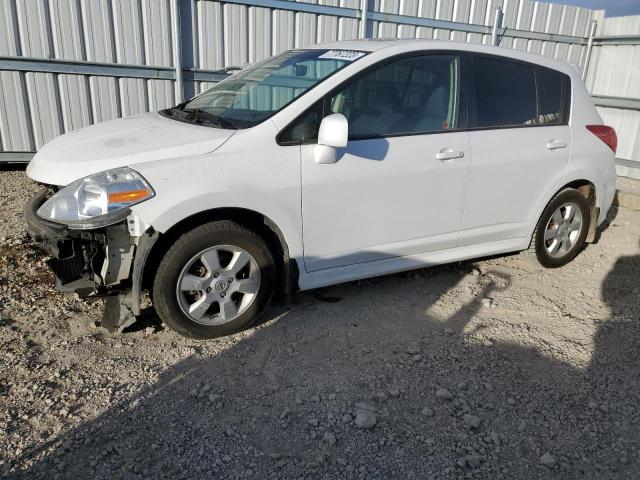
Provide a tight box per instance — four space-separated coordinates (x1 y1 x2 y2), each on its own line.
167 49 367 129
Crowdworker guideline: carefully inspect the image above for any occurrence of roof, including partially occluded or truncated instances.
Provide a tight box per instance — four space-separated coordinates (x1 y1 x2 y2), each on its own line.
312 38 415 52
309 38 578 77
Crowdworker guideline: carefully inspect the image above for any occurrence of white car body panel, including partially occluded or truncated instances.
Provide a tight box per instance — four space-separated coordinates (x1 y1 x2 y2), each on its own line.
301 132 470 271
26 112 235 186
130 122 306 261
26 39 617 293
298 237 528 290
461 125 571 246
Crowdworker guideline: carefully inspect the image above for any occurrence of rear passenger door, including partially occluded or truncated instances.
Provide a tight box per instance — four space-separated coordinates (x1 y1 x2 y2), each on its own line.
461 55 572 246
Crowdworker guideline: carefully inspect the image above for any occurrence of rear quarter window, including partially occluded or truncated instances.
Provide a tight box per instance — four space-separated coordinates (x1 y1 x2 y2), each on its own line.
471 56 537 128
534 67 571 125
470 55 571 129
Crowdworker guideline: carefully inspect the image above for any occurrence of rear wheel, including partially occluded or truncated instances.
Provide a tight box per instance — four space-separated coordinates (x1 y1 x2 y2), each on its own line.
153 221 276 339
526 189 591 268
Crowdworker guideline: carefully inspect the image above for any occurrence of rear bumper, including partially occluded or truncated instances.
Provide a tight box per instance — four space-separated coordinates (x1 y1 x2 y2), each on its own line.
598 161 617 225
25 188 109 297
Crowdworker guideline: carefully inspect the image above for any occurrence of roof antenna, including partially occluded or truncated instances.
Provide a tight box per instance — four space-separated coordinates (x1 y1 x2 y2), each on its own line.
491 6 504 47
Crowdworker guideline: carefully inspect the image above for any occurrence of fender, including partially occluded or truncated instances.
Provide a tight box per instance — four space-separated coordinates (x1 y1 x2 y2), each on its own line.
131 230 161 315
131 208 299 312
528 169 602 244
129 124 305 263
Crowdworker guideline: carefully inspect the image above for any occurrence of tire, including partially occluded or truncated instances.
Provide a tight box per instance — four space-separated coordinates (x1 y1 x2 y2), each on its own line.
525 189 591 268
152 220 276 339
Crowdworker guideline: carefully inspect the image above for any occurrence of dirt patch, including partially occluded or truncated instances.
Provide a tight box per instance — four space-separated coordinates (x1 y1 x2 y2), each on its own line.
1 168 639 479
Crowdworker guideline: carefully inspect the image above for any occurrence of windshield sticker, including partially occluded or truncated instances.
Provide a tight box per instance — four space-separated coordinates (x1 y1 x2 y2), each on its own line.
318 50 366 61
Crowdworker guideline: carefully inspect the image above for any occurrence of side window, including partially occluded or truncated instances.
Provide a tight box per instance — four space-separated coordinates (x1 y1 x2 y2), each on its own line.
471 57 537 128
535 67 570 125
278 101 323 145
330 54 459 139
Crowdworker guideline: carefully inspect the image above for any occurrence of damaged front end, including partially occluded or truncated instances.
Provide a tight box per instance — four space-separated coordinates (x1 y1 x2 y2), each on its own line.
25 187 158 331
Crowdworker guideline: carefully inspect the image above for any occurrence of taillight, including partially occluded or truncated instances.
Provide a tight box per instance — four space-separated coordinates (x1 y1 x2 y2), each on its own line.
586 125 617 153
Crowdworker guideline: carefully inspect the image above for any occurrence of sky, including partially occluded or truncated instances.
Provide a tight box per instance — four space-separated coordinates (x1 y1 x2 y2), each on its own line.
541 0 640 17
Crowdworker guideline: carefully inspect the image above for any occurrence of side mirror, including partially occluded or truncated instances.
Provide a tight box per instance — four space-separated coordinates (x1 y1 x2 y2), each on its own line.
314 113 348 164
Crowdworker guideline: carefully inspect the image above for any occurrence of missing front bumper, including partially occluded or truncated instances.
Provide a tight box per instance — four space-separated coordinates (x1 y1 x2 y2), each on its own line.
45 240 102 296
25 188 105 296
24 188 136 298
24 188 160 331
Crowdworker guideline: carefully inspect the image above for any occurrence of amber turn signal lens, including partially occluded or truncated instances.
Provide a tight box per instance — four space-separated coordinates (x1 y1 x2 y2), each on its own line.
108 189 151 204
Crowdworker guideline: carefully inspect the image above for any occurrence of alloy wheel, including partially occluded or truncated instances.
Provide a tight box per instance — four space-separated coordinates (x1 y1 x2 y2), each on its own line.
543 202 583 258
176 244 261 325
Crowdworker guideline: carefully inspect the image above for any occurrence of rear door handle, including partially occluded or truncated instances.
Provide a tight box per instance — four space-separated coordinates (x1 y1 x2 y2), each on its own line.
435 149 464 161
546 140 568 150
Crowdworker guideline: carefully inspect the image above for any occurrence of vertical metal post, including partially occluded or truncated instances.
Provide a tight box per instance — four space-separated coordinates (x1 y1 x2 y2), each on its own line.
491 7 504 46
360 0 369 39
582 20 598 81
171 0 184 103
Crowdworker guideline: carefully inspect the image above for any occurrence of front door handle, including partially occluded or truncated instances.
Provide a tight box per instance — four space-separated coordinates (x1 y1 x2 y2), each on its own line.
546 140 568 150
435 149 464 161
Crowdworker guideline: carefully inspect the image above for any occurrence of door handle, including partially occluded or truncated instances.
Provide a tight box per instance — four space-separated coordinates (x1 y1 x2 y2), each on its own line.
435 149 464 161
546 140 568 150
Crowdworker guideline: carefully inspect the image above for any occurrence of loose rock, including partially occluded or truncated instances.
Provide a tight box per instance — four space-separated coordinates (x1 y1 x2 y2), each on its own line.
421 406 434 417
323 432 336 447
354 401 377 429
463 414 481 428
540 452 557 467
435 388 454 401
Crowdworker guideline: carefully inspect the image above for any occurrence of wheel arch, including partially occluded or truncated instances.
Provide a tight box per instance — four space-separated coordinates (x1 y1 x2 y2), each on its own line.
561 179 596 202
141 207 298 301
532 178 598 245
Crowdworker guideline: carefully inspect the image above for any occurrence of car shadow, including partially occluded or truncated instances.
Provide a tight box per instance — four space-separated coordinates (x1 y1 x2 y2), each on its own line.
337 137 390 162
5 239 640 479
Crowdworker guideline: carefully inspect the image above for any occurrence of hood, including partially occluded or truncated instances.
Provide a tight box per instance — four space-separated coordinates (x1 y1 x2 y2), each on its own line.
27 112 236 185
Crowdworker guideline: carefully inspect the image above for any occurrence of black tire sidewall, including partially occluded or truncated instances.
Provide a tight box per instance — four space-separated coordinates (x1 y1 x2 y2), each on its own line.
534 190 590 268
153 222 275 339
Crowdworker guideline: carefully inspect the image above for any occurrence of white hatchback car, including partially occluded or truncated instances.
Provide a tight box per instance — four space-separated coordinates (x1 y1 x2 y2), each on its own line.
26 39 617 338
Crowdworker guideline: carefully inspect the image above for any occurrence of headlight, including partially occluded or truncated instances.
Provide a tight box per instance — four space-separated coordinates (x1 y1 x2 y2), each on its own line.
37 167 154 229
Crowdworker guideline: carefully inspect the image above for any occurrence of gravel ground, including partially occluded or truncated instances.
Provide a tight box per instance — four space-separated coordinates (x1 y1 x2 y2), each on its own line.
1 167 639 480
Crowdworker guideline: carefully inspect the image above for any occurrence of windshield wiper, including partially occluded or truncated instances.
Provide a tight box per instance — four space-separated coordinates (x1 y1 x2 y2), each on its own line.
161 101 188 118
182 108 238 129
161 104 244 129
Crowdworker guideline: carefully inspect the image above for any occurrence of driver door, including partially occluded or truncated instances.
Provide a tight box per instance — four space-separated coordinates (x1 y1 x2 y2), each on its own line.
298 53 471 272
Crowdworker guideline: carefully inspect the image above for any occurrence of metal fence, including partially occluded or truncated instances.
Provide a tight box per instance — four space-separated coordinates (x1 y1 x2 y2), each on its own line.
586 14 640 179
0 0 638 176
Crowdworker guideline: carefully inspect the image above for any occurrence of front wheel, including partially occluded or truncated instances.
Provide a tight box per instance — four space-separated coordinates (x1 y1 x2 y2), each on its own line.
153 221 276 339
527 189 591 268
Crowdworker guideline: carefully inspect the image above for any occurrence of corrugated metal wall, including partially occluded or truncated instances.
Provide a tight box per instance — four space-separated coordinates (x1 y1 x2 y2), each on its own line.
586 14 640 178
0 0 176 152
186 0 599 93
1 0 637 175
